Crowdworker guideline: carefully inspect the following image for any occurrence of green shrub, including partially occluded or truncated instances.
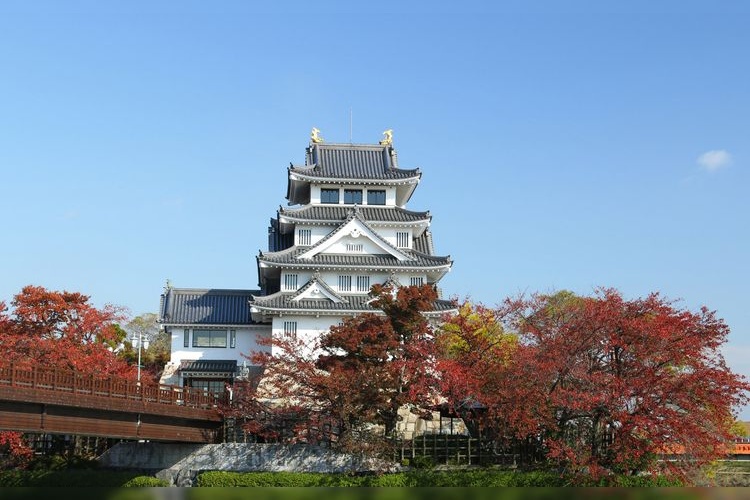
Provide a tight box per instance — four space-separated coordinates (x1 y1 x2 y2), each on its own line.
193 468 682 488
122 476 170 487
195 471 238 487
365 473 413 487
197 471 354 487
0 469 144 487
411 455 435 469
610 474 684 487
27 454 99 470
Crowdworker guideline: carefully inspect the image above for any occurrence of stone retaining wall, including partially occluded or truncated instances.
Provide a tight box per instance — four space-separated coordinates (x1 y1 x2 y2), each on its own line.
99 442 397 486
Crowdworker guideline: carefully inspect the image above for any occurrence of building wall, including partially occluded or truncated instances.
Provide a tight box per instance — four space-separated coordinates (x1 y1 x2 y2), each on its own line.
167 325 271 364
296 224 418 249
279 270 428 294
270 315 345 356
309 184 397 206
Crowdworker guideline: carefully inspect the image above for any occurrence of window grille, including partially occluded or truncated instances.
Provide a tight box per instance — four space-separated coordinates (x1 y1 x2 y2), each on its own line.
283 321 297 339
346 243 363 253
284 273 298 290
338 275 352 292
410 277 425 287
298 229 311 246
356 276 370 292
396 231 410 248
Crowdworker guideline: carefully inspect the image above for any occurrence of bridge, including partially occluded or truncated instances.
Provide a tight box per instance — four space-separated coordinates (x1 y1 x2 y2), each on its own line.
0 362 225 443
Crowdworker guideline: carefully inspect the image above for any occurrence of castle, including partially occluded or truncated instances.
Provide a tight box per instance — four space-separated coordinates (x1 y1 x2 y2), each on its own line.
158 130 454 395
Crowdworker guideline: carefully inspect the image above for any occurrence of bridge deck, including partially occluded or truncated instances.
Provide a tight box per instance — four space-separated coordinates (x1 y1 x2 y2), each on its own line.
0 363 224 442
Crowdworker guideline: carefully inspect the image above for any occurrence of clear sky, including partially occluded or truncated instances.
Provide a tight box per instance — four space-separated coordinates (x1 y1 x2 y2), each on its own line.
1 1 748 418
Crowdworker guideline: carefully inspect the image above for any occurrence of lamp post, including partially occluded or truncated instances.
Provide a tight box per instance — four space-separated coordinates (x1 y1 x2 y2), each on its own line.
132 333 150 386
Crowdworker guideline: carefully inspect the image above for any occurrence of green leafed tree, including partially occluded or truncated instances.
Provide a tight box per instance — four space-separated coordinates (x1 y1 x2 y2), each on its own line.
119 312 170 382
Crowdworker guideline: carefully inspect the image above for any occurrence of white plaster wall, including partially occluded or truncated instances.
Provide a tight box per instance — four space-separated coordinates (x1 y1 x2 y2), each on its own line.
168 326 271 365
325 235 389 255
270 315 344 356
313 271 427 293
280 270 313 291
309 185 397 207
308 226 332 246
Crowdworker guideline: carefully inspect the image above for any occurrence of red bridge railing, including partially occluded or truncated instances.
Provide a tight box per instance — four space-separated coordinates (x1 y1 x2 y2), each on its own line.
0 362 226 410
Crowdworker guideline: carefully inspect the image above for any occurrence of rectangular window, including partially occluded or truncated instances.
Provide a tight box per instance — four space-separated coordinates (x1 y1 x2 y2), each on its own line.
344 189 363 204
283 321 297 339
230 329 236 348
356 275 370 292
298 229 311 246
410 277 425 287
367 189 386 205
192 329 227 348
321 188 339 204
346 243 363 253
396 231 410 248
284 273 298 290
338 275 352 292
183 329 190 348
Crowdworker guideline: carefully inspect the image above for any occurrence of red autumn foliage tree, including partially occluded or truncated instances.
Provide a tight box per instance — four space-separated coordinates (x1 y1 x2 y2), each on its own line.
436 302 535 446
0 431 33 469
438 289 750 479
0 285 135 378
232 284 442 453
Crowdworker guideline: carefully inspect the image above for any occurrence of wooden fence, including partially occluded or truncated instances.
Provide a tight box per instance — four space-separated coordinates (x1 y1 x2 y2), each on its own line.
395 434 546 467
0 362 225 410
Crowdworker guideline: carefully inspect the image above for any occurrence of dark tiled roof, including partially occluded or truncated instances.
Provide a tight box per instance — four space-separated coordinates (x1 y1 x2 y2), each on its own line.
160 288 260 325
258 249 451 269
252 292 455 314
289 274 348 303
414 230 435 255
279 205 430 224
292 143 420 180
179 359 237 373
268 218 294 252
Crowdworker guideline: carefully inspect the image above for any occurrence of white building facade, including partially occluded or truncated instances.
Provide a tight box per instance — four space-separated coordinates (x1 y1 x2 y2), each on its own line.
159 133 454 390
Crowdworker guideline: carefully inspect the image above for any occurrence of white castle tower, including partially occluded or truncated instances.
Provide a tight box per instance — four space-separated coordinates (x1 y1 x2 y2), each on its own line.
159 130 454 390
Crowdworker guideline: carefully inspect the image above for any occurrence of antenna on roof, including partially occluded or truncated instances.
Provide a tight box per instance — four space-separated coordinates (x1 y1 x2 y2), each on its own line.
349 107 353 143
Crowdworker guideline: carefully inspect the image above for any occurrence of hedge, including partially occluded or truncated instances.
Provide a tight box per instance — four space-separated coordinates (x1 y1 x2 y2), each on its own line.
0 470 154 487
195 470 680 487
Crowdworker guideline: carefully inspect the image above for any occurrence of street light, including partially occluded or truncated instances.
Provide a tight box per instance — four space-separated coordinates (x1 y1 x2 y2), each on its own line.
132 333 150 386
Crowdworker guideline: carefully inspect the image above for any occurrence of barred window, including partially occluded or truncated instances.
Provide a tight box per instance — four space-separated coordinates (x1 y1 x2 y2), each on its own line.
338 275 352 292
346 243 363 253
410 277 425 287
396 231 410 248
298 229 311 246
356 276 370 292
283 321 297 339
284 273 298 290
183 329 190 348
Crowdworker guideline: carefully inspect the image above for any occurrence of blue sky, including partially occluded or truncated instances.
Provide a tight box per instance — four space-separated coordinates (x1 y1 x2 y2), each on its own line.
1 1 748 417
